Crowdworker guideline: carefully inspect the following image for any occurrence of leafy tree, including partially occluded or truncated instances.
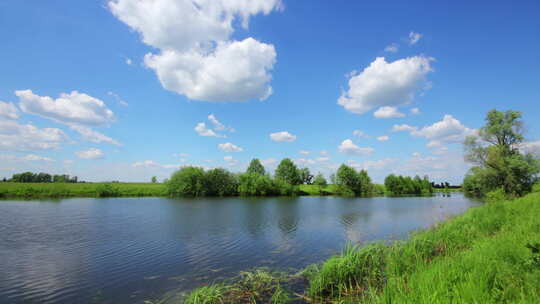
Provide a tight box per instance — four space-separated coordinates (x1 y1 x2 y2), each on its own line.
384 174 432 195
464 109 540 197
166 167 206 197
238 173 278 196
299 167 314 185
275 158 301 185
313 173 327 187
151 176 157 183
204 168 238 196
246 158 266 176
335 164 373 196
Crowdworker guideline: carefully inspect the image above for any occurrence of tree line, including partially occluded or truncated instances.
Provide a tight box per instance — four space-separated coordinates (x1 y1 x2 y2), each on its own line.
384 174 433 195
4 172 79 183
166 158 383 197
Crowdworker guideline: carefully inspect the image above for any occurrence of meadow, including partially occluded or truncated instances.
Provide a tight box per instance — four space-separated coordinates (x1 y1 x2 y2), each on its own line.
0 182 167 199
181 185 540 303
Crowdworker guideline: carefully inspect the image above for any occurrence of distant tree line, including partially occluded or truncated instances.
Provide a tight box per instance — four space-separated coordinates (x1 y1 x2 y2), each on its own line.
5 172 79 183
384 174 433 195
166 158 377 197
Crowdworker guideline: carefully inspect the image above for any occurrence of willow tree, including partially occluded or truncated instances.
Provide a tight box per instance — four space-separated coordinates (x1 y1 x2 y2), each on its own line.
463 109 539 197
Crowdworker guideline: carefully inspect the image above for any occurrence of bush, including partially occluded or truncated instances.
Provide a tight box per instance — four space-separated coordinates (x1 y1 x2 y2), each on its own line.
485 187 507 203
95 183 120 197
204 168 238 196
166 167 206 197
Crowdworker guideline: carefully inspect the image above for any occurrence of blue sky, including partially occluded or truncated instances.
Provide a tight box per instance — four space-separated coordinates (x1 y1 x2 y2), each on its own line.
0 0 539 183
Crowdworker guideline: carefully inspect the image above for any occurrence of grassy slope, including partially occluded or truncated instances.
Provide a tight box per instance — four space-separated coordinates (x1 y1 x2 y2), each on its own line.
183 190 540 304
0 182 167 199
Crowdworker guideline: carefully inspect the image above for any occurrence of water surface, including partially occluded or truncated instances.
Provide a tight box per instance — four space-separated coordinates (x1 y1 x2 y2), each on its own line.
0 194 478 303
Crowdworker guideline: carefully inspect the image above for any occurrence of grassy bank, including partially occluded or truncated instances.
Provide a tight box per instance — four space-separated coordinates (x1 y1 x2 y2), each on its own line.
0 182 167 199
181 190 540 303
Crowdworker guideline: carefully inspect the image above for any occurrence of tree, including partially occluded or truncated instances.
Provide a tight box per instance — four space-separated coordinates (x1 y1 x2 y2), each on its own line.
275 158 301 185
246 158 266 176
204 168 238 196
166 167 206 197
464 109 540 197
151 176 157 183
335 164 371 196
313 173 327 187
299 167 314 185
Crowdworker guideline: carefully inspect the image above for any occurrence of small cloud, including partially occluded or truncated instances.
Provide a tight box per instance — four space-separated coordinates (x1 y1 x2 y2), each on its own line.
75 148 104 159
208 114 235 132
107 91 129 107
338 139 374 156
384 43 399 53
377 136 389 142
353 130 368 138
195 122 225 137
218 142 243 152
299 150 310 155
125 57 133 65
374 106 405 119
408 31 422 45
270 131 296 142
410 107 421 115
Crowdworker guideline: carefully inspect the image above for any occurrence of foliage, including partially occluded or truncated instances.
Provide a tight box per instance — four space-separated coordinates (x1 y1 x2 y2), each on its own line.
313 173 327 187
166 167 206 197
96 183 120 197
464 109 540 197
9 172 78 183
484 187 507 203
298 167 313 185
384 174 432 195
275 158 301 185
335 165 373 196
246 158 266 176
151 176 157 183
204 168 239 196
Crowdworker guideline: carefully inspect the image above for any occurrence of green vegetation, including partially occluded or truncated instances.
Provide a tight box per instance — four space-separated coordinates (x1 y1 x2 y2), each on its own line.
182 189 540 303
0 182 166 199
8 171 78 183
464 109 540 198
384 174 433 196
165 159 379 198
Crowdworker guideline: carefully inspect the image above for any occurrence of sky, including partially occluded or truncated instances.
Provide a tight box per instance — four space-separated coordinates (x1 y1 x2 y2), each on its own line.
0 0 539 184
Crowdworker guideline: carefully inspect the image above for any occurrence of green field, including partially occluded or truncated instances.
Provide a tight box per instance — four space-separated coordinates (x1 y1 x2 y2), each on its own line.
182 189 540 303
0 182 167 199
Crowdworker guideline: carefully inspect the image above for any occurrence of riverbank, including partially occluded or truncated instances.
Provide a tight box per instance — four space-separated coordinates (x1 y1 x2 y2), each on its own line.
180 189 540 303
0 182 167 199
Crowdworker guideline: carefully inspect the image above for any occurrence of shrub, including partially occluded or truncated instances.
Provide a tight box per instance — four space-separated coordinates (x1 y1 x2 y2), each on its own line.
485 187 507 203
95 183 120 197
166 167 206 197
204 168 238 196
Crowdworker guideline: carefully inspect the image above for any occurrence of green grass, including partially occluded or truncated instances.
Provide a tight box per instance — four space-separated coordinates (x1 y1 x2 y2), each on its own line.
0 182 167 199
180 189 540 303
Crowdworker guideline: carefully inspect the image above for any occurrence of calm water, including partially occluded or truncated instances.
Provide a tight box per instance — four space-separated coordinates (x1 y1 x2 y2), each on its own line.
0 194 478 303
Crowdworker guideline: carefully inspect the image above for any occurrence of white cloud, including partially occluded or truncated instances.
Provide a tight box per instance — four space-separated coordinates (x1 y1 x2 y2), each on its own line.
208 114 234 132
408 31 422 45
384 43 399 53
75 148 104 159
338 56 433 115
320 150 329 156
393 115 476 148
299 150 310 155
316 156 330 162
518 141 540 156
348 158 397 170
218 142 243 152
352 130 368 138
0 120 68 151
410 107 420 115
68 125 121 146
125 58 133 65
377 135 389 141
109 0 281 102
270 131 296 142
373 106 405 118
338 139 374 156
392 124 418 132
16 90 115 126
195 122 224 137
0 101 19 119
261 158 278 167
0 154 54 162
